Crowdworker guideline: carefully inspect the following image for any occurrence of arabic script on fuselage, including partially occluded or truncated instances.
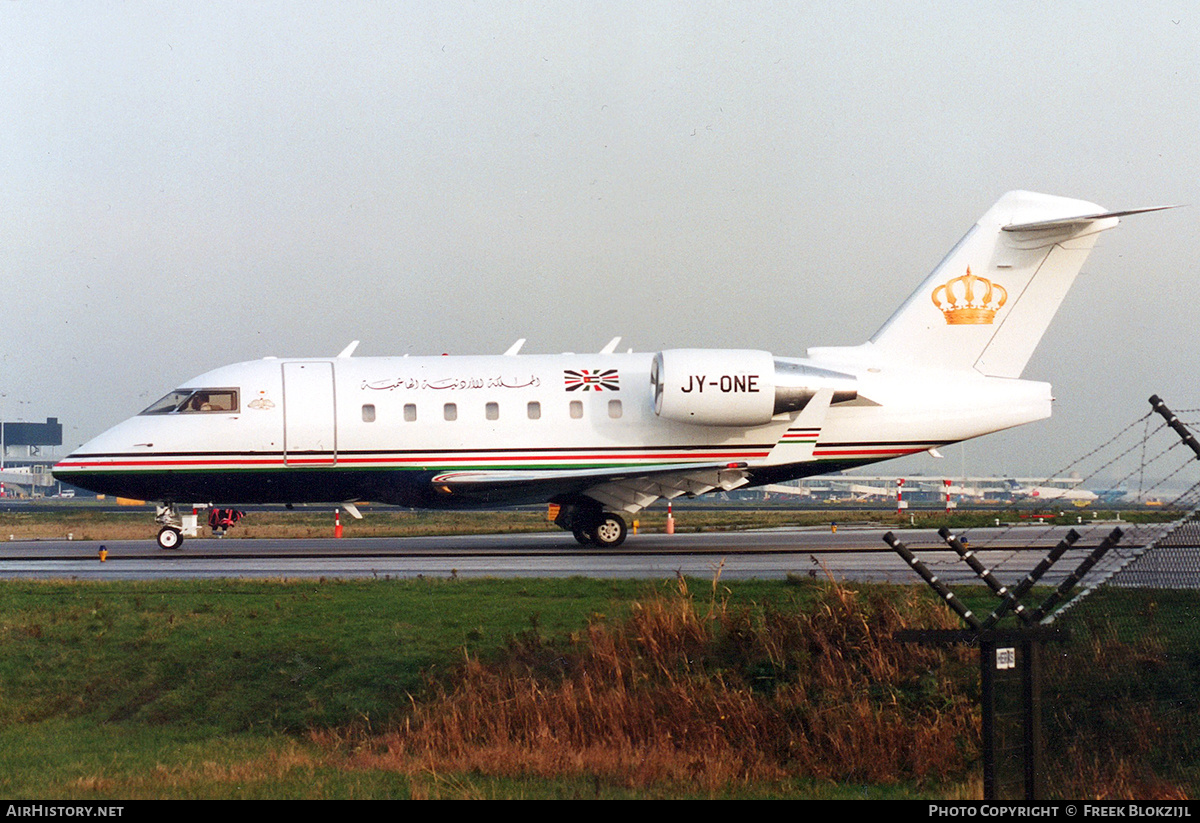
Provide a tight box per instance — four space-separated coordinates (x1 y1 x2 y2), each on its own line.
361 375 542 392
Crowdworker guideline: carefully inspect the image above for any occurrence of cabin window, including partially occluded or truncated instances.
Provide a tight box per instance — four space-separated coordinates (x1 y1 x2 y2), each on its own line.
527 401 541 420
485 402 499 420
140 388 239 415
362 404 376 423
608 399 623 419
569 400 583 419
444 403 457 421
404 403 417 422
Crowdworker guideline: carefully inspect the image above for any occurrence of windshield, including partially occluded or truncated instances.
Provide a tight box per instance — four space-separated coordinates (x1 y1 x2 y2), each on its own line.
140 388 239 415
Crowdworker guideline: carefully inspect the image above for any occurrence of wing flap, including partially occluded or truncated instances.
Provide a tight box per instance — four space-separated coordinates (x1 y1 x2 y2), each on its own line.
430 461 751 513
584 466 752 513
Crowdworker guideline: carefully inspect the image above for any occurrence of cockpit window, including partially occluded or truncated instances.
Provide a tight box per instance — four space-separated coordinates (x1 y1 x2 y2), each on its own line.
140 388 239 415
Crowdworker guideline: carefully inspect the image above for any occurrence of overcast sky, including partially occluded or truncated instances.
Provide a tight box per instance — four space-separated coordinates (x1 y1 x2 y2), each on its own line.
3 1 1198 486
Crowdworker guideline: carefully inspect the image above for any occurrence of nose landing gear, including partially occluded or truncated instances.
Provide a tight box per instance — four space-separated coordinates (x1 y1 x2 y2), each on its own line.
155 502 203 549
156 525 182 549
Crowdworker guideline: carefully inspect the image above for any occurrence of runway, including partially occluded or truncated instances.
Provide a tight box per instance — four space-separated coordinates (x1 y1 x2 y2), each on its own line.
0 520 1141 585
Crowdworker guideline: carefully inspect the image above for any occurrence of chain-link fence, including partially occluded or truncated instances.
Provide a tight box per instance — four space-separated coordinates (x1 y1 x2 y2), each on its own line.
1019 399 1200 799
890 398 1200 799
1038 508 1200 799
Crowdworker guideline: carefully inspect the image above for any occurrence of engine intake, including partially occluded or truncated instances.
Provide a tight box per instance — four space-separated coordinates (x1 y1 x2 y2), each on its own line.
650 349 856 426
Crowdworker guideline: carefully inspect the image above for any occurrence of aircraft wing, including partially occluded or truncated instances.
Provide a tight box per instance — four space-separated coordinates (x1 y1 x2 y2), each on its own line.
430 462 752 513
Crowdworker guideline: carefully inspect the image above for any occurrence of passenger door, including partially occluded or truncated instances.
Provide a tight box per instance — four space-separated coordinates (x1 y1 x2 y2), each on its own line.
282 361 336 466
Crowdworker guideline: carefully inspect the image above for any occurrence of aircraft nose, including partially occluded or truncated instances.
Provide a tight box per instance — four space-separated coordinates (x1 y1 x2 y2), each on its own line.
50 420 135 484
51 443 92 483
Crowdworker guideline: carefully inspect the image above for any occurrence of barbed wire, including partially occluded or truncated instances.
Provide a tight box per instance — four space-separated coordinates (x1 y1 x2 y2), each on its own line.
1037 411 1156 489
956 402 1198 554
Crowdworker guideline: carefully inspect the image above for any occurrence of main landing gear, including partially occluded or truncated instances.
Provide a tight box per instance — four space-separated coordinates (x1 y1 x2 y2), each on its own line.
555 502 629 548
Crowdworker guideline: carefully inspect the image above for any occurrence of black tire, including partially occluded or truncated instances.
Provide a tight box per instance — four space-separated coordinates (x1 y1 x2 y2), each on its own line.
156 526 183 550
572 528 593 545
591 514 627 548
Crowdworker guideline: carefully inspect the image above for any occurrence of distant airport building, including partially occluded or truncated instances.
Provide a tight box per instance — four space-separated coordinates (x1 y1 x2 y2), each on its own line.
0 417 67 498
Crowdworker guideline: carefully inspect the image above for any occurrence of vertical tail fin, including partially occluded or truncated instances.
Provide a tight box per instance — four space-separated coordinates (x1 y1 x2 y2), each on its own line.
866 191 1152 378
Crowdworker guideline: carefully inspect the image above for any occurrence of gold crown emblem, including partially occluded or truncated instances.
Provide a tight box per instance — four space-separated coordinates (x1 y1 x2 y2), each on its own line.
931 267 1008 325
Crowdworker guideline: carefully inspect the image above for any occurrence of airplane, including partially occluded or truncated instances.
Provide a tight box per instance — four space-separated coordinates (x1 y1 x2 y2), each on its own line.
1001 478 1099 503
52 191 1168 549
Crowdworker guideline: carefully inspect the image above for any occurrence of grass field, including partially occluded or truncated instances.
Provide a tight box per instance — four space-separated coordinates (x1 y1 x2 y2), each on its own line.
0 572 991 799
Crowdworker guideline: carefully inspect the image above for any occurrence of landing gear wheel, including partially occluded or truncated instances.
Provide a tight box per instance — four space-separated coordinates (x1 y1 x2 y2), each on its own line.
156 526 183 550
572 528 594 545
591 514 627 548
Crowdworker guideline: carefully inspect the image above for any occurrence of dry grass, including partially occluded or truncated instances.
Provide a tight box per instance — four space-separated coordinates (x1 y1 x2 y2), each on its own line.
318 575 980 794
1055 737 1192 801
1043 625 1196 800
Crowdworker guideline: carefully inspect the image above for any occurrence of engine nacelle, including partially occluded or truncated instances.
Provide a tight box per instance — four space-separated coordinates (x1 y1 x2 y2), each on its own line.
650 349 857 427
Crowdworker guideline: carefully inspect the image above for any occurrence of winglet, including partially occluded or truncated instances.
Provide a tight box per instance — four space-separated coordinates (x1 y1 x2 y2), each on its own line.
504 339 526 356
600 337 622 354
337 341 360 358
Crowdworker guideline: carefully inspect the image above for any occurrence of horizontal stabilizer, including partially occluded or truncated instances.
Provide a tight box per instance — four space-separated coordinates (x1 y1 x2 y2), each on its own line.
1004 204 1177 233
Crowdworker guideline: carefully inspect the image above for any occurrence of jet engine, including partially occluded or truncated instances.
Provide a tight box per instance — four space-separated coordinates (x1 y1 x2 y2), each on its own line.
650 349 857 426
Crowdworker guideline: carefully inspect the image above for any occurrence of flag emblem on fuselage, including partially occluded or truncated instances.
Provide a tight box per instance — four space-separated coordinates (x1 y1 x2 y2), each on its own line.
564 369 620 391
